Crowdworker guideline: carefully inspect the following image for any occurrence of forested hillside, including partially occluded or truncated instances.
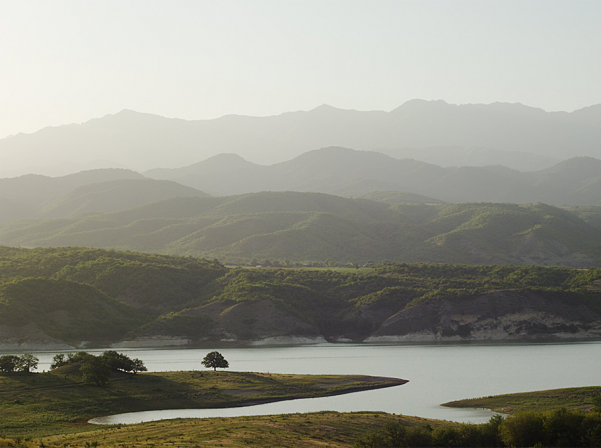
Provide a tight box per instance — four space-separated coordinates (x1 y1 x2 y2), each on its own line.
3 192 601 267
1 246 600 348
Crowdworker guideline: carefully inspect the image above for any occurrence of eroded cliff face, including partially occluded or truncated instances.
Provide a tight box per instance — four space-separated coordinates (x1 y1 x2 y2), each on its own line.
364 290 601 342
5 292 601 349
192 299 322 343
116 299 325 347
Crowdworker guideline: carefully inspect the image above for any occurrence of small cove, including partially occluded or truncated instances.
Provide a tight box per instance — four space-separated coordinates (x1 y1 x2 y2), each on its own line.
22 340 601 424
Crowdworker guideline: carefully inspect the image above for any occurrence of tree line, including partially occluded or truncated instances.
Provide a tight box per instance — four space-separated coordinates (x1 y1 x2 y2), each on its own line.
355 405 601 447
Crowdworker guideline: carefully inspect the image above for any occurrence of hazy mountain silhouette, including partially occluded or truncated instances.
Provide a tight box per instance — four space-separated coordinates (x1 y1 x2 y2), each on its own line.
0 169 144 208
0 169 208 222
1 100 599 176
144 147 601 206
40 179 208 218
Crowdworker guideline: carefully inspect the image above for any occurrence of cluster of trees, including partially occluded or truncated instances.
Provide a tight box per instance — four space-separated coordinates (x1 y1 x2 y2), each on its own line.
355 407 601 447
0 353 39 373
50 351 147 386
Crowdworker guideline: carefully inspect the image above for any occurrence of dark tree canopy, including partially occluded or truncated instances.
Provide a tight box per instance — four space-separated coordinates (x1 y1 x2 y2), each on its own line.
0 353 39 373
0 355 21 373
201 351 229 371
101 350 147 373
80 356 111 386
48 351 147 386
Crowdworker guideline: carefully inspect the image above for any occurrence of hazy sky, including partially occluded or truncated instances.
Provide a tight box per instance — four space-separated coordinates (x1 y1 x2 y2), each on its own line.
1 0 600 139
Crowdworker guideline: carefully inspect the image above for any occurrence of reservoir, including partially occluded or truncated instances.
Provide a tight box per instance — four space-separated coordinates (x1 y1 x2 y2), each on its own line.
25 340 601 424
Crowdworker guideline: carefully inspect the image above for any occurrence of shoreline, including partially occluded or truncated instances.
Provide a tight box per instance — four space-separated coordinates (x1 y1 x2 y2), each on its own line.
88 375 409 425
3 336 601 352
0 370 408 437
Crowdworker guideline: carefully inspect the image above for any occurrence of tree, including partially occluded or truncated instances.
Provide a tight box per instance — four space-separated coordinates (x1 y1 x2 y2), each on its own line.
0 354 39 373
132 358 147 373
201 351 229 371
0 355 21 373
18 353 39 373
101 350 135 372
101 351 147 373
80 357 111 386
50 353 68 370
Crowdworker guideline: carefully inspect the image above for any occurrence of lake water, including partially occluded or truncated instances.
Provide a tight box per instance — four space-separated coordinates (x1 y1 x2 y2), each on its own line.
23 340 601 424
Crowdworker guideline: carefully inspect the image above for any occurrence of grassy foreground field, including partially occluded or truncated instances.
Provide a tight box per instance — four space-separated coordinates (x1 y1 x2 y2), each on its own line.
443 386 601 414
0 368 406 438
0 412 448 448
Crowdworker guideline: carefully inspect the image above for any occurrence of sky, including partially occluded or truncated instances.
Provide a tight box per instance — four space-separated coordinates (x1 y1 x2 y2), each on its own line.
1 0 600 139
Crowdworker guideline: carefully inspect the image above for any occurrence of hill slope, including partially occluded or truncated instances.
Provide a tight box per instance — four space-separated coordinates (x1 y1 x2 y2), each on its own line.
2 192 601 267
40 179 208 217
0 172 209 222
1 247 601 347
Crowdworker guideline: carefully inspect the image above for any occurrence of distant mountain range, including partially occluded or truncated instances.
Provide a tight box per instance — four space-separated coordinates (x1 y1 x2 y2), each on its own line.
2 100 600 176
3 191 601 267
146 147 601 205
7 147 601 223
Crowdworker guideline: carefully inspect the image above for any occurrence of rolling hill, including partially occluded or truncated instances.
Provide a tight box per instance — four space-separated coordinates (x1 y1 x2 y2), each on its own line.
0 172 209 222
2 192 601 267
1 246 601 347
0 168 143 205
39 179 208 218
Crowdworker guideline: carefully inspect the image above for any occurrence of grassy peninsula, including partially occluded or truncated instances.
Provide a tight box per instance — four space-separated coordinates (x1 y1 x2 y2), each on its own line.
443 386 601 414
0 367 406 438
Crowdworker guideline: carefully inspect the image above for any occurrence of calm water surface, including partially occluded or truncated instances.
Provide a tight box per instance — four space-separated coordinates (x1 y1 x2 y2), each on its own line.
23 341 601 424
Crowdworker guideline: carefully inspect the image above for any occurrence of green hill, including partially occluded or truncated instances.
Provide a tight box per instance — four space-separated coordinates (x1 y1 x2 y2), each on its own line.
0 246 226 310
358 191 446 205
2 192 601 267
0 277 138 344
0 246 600 347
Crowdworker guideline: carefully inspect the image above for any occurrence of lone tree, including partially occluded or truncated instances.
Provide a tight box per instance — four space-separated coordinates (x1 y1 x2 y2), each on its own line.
201 351 229 371
18 353 39 373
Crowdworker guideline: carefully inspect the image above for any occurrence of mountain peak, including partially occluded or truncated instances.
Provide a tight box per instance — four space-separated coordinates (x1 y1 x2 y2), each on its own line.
308 104 343 114
390 99 451 115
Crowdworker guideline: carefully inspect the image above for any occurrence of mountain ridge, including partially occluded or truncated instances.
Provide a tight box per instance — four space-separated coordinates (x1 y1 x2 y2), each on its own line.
1 100 599 176
3 191 601 267
1 246 600 348
143 147 601 205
